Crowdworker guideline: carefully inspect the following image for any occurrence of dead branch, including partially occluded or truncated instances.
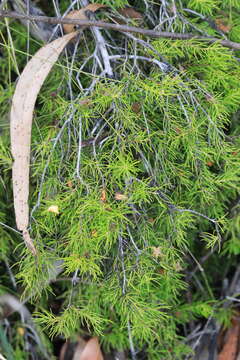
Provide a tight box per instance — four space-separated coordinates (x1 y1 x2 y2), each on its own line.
0 10 240 50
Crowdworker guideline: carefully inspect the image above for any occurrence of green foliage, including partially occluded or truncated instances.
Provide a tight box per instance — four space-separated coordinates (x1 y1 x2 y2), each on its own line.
222 0 240 10
186 0 220 15
94 0 129 8
0 324 15 359
35 305 108 338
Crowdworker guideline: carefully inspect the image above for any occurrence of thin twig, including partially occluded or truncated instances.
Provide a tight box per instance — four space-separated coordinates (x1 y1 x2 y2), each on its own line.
0 221 21 235
80 0 113 78
1 11 240 50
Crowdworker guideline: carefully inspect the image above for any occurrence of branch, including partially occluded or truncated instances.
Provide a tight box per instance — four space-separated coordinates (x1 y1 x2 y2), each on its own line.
1 10 240 50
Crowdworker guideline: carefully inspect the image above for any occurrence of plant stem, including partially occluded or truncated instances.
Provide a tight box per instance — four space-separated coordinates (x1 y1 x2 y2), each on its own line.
1 10 240 50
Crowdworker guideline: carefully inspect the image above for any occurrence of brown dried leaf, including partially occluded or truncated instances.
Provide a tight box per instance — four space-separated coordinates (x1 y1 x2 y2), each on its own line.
78 337 103 360
84 3 107 12
63 9 87 33
10 31 77 254
206 161 214 167
63 4 107 33
218 318 240 360
61 337 103 360
131 102 141 114
215 18 231 33
100 189 107 202
118 7 143 20
72 338 88 360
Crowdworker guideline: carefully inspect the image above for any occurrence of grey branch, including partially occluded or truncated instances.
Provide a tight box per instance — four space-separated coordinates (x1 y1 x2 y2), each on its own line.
1 11 240 50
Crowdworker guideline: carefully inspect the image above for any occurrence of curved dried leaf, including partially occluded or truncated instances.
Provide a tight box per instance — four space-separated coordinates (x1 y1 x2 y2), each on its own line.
118 7 143 20
78 337 103 360
63 9 88 33
218 318 240 360
72 338 87 360
10 31 77 254
63 4 107 33
84 3 107 12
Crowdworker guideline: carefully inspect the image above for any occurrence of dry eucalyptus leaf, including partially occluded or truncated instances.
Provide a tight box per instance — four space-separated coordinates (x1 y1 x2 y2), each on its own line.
112 7 143 25
77 337 104 360
72 337 88 360
118 7 143 20
63 9 88 33
60 337 103 360
10 31 77 254
63 4 107 34
218 317 240 360
83 3 107 12
60 338 87 360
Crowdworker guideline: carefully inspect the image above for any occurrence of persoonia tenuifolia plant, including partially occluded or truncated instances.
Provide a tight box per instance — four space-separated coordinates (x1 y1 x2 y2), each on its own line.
2 1 240 359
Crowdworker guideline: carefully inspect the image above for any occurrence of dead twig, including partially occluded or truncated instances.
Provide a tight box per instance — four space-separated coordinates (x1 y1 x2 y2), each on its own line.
1 11 240 50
